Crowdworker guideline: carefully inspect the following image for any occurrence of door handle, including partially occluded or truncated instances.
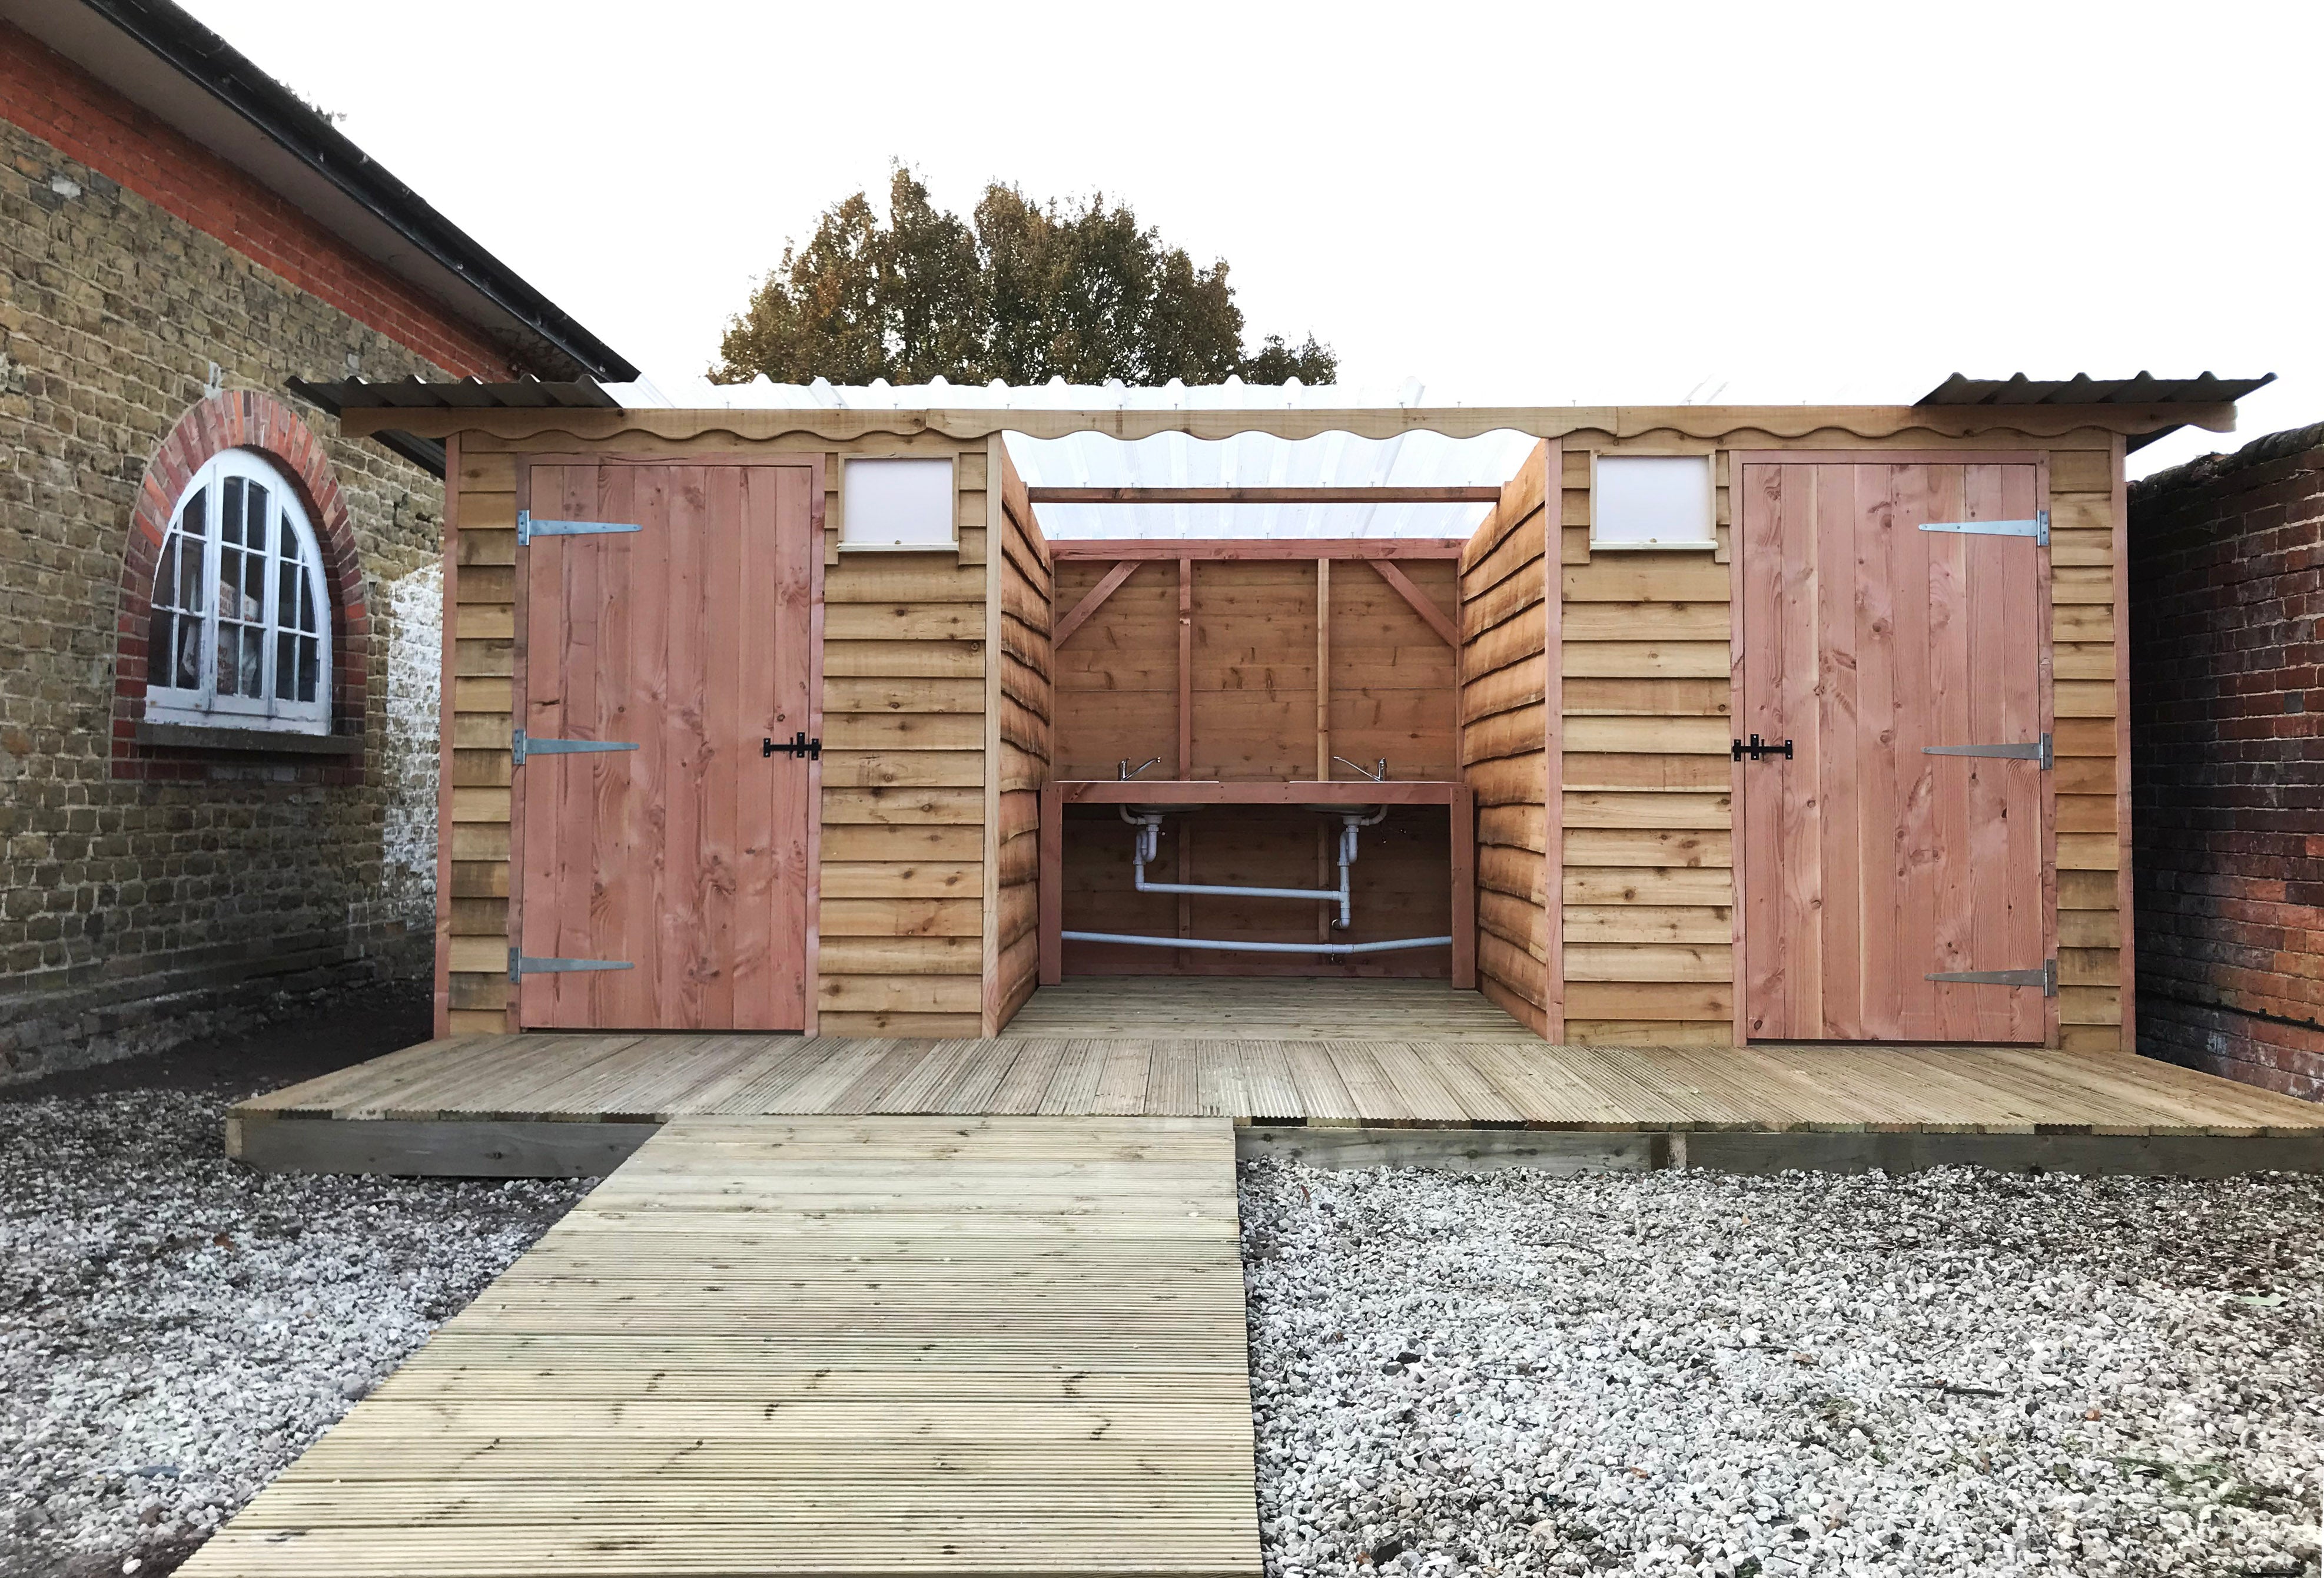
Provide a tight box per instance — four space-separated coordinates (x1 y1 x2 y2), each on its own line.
1731 734 1793 762
762 732 821 761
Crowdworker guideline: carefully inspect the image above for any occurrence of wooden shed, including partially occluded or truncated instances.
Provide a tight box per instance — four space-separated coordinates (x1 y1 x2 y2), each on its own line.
320 376 2263 1055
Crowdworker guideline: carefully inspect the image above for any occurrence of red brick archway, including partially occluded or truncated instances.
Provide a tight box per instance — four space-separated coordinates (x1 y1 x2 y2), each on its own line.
112 392 369 781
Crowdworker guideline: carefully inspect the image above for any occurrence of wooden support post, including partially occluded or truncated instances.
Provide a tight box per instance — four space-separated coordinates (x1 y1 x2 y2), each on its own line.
1315 558 1332 778
1038 779 1063 985
1177 556 1195 965
1177 557 1193 777
1542 440 1565 1043
1452 784 1476 990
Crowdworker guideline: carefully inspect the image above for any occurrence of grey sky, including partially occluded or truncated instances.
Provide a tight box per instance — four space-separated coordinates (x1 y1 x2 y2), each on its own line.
181 0 2320 478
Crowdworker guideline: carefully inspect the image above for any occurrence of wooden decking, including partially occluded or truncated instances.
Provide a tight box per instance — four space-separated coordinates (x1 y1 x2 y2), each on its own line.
226 977 2324 1178
1008 977 1536 1039
184 1116 1259 1578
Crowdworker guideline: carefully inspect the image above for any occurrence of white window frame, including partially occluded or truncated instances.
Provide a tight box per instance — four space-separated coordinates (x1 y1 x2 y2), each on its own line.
144 448 333 734
838 454 960 552
1589 450 1720 552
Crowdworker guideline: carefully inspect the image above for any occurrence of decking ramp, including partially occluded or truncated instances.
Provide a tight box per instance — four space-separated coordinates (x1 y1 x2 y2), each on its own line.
183 1116 1259 1578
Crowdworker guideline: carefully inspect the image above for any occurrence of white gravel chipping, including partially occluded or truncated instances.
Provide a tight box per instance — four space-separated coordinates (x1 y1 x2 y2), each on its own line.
0 1086 586 1576
1241 1159 2323 1578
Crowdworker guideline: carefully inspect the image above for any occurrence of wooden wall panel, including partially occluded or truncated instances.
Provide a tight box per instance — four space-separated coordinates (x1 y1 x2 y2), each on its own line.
1558 437 1732 1046
1051 562 1178 778
984 442 1051 1032
442 446 518 1034
1190 562 1317 780
2055 442 2127 1052
1459 441 1555 1037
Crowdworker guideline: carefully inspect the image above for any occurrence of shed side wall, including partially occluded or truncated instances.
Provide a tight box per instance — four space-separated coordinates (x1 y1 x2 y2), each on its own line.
985 443 1051 1032
1460 442 1553 1035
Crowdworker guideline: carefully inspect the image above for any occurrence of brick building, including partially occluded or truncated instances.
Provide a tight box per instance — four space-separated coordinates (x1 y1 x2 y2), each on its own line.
2129 422 2324 1101
0 0 631 1079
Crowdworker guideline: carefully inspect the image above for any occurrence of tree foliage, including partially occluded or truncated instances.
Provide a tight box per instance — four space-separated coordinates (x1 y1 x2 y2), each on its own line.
712 168 1336 387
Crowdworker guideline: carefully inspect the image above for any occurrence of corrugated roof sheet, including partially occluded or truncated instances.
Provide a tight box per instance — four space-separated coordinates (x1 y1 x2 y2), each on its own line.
287 375 619 414
1917 370 2274 407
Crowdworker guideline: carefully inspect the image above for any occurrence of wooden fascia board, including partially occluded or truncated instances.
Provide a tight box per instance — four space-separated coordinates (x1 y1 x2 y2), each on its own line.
1051 538 1465 562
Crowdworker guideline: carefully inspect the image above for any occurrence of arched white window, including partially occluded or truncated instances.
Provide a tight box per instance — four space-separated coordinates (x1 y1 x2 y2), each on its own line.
145 449 332 732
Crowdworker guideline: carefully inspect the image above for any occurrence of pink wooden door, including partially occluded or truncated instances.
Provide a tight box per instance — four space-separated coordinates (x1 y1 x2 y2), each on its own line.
516 460 816 1030
1738 460 2049 1043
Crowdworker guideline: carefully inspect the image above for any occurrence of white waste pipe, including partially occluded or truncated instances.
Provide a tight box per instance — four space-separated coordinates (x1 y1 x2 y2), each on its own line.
1062 930 1455 956
1120 805 1386 929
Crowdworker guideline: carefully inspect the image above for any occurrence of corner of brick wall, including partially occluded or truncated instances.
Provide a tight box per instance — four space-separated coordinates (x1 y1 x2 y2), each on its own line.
2127 423 2324 1101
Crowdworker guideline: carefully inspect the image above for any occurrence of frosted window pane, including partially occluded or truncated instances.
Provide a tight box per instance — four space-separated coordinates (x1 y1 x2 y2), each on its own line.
1594 456 1714 548
842 459 954 548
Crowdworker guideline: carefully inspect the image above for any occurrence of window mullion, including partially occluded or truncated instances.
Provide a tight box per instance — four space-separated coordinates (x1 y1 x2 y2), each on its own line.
259 484 280 714
198 465 220 708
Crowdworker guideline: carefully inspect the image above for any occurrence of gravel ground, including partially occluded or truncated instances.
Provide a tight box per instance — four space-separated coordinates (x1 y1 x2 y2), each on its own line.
0 1073 585 1577
1243 1160 2322 1578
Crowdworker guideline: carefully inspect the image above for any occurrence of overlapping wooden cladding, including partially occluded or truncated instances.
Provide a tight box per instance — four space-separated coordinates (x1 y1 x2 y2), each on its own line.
984 442 1051 1032
1459 442 1555 1036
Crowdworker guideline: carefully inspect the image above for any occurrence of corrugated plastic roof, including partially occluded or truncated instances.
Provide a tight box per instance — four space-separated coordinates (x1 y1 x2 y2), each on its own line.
1917 370 2274 407
1006 429 1536 540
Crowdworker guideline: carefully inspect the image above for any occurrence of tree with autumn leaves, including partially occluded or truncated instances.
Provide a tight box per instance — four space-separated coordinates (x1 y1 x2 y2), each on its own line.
711 168 1336 389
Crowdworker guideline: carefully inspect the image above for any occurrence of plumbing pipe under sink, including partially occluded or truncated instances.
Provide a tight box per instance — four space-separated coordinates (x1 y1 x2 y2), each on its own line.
1119 804 1383 928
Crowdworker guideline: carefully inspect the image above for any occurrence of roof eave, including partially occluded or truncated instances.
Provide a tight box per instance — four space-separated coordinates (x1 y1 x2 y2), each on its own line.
2 0 636 382
319 394 2246 447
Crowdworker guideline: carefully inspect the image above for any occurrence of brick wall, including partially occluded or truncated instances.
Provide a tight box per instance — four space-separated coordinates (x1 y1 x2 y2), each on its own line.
0 98 469 1079
0 21 517 381
2127 422 2324 1101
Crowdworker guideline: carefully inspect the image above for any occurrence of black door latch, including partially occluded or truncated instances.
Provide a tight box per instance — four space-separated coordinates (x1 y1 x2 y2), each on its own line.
1732 734 1794 762
762 731 821 761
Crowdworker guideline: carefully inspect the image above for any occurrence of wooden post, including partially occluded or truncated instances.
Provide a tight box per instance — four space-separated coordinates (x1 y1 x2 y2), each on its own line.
1317 557 1333 948
1315 558 1332 778
1451 784 1476 990
1038 779 1063 985
431 435 460 1039
1177 557 1193 777
1541 440 1565 1043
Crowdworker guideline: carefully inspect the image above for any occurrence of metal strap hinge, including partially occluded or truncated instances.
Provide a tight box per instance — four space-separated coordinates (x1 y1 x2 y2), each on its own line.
512 728 640 767
517 509 644 546
509 948 635 982
1925 958 2057 996
1918 510 2049 547
1924 731 2053 770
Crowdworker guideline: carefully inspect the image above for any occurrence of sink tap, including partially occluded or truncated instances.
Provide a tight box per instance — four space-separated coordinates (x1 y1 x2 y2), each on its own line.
1332 755 1388 783
1118 757 1161 781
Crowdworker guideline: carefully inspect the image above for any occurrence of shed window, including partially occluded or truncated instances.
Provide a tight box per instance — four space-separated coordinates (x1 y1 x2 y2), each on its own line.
841 457 956 550
1592 454 1717 550
145 450 331 732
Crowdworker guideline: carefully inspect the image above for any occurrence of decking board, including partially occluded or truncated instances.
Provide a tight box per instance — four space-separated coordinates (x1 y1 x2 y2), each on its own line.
184 1116 1258 1578
228 979 2324 1179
